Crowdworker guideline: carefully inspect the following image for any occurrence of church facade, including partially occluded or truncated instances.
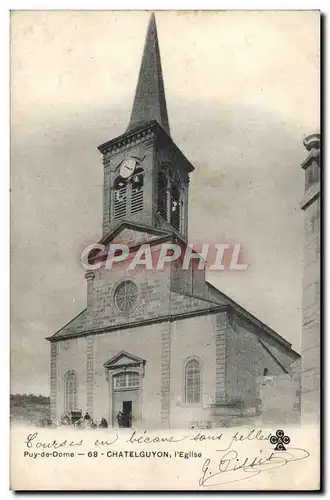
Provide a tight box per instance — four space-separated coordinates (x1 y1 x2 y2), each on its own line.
47 14 299 429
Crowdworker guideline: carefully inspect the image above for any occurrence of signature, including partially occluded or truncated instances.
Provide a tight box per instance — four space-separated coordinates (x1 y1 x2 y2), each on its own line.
199 447 310 487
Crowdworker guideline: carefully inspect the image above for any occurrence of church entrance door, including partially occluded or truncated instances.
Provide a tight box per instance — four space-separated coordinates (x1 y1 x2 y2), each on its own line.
122 400 132 427
112 372 141 427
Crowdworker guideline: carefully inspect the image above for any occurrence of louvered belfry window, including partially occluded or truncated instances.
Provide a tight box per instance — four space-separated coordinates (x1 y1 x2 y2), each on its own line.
170 183 181 231
157 171 168 219
157 167 182 232
130 168 144 214
113 177 128 220
113 168 144 220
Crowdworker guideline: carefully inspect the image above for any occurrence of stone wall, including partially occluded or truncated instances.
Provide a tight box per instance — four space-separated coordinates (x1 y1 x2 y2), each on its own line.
55 337 88 422
55 312 219 429
226 315 298 410
258 374 300 425
300 134 320 423
91 322 163 428
101 134 155 236
301 196 320 422
169 314 217 429
89 263 172 330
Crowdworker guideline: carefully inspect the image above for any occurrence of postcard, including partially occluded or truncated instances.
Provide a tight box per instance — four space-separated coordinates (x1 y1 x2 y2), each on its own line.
10 10 321 490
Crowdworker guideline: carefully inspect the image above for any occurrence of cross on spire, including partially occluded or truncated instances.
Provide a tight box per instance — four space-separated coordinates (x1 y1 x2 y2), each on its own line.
127 13 170 135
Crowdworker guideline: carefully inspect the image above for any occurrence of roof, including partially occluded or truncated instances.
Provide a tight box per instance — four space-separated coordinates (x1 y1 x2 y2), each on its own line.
126 13 170 135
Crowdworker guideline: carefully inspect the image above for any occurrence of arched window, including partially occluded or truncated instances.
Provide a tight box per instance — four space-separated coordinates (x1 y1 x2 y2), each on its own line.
170 183 181 231
113 168 144 220
113 371 140 390
185 358 201 404
64 371 77 412
113 177 128 220
157 167 182 231
130 167 144 214
263 368 269 376
157 170 168 220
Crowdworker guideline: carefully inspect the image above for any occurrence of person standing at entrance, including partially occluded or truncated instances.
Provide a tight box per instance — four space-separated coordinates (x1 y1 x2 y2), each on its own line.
116 411 124 428
116 410 132 428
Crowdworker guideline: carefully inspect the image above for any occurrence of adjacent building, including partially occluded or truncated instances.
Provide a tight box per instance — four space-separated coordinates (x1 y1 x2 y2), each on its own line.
300 133 321 424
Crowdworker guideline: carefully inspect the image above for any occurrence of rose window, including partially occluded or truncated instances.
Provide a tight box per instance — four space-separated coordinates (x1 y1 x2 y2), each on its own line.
114 280 138 312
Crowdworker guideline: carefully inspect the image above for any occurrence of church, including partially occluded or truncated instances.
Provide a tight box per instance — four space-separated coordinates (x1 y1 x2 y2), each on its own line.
47 14 300 429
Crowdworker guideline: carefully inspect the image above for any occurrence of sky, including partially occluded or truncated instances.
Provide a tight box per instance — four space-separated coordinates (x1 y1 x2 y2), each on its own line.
10 10 320 395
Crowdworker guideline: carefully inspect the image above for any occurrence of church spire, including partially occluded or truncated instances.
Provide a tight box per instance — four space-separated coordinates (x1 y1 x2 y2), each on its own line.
127 13 170 135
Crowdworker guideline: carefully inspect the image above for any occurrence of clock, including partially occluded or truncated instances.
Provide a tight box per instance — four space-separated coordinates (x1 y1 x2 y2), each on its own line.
120 158 137 179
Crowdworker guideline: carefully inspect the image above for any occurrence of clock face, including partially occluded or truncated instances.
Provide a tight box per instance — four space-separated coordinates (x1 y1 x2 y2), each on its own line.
120 158 137 179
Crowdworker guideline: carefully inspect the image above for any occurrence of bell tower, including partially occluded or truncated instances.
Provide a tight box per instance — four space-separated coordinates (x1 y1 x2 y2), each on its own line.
98 13 194 242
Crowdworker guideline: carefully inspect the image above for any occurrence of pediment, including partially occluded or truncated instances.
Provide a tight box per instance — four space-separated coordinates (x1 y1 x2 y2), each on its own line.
104 350 146 371
100 221 172 248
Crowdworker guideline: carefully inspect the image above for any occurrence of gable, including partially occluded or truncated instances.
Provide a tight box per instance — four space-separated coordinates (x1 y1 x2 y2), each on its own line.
100 221 172 248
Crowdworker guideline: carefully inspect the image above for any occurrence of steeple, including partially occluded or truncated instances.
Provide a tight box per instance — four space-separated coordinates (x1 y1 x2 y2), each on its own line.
99 13 194 241
127 13 170 135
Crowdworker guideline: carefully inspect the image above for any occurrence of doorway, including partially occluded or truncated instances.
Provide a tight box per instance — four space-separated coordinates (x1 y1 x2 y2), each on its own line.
121 401 132 428
112 372 140 427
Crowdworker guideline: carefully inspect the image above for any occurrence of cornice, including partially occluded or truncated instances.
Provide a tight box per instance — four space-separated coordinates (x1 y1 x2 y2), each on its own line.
46 304 226 342
98 120 195 173
98 121 158 156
